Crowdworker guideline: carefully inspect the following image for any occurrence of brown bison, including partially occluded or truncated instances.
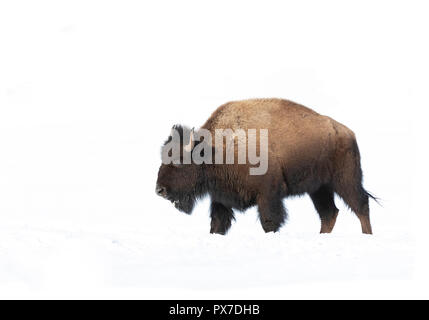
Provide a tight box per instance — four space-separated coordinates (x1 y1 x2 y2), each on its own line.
156 98 375 235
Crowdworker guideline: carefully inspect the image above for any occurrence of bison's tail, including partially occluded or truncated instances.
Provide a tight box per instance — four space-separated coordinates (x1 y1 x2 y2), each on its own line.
363 188 381 205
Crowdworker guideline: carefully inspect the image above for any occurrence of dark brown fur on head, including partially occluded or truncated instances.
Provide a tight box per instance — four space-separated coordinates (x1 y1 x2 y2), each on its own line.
156 125 205 214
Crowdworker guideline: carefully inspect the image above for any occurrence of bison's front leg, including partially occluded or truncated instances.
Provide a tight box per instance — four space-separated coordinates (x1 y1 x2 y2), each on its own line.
257 194 287 233
210 202 234 235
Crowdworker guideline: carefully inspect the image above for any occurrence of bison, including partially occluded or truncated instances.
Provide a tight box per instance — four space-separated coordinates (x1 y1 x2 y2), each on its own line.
156 98 375 235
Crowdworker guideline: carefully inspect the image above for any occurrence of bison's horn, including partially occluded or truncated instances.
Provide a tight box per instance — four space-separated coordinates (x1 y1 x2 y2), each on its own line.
184 128 194 152
170 126 176 138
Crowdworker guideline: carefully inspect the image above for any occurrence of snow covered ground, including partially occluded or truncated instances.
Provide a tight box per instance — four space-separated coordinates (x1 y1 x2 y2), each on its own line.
0 1 426 299
0 212 415 299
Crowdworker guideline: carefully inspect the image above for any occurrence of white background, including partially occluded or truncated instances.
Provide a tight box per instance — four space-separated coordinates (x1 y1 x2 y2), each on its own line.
0 1 427 299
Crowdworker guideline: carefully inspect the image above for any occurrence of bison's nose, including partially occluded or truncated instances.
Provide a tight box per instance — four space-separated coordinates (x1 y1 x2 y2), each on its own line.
156 185 167 197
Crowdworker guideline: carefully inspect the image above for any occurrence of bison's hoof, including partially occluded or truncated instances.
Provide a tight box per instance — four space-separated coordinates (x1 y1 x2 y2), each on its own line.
261 220 280 233
210 229 226 235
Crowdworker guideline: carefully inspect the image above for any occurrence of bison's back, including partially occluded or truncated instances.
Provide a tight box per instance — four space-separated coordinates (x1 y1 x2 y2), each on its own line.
202 98 354 161
203 98 317 131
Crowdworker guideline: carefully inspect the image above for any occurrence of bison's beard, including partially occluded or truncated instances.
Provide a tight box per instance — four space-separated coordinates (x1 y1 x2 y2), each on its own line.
168 194 195 215
174 199 194 214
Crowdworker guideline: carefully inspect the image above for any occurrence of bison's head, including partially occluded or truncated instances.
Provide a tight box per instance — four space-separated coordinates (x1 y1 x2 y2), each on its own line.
156 125 204 214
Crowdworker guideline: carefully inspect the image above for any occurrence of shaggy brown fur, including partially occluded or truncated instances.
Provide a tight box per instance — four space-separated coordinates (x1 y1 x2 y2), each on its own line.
156 98 375 235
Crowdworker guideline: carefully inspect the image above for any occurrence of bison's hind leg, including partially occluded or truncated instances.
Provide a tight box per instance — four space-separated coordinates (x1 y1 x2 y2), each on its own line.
335 185 372 234
332 139 373 234
310 185 339 233
333 170 373 234
210 202 235 235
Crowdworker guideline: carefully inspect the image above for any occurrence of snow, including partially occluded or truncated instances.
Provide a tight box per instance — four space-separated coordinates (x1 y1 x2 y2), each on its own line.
0 216 415 298
0 1 426 299
0 195 416 299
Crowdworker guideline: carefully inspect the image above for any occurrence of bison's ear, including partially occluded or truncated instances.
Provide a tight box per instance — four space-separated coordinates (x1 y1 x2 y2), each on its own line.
184 127 195 152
